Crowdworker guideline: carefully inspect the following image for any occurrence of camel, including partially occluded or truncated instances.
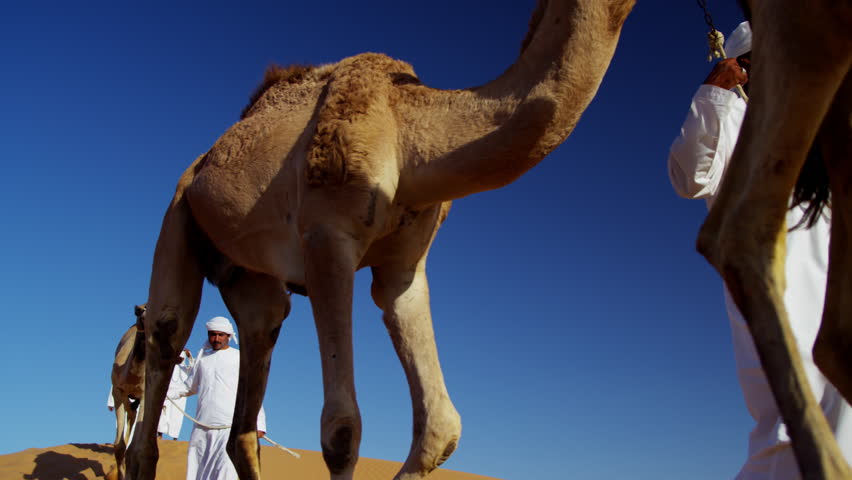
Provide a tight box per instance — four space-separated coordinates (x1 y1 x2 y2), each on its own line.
110 304 147 480
696 0 852 478
124 1 635 479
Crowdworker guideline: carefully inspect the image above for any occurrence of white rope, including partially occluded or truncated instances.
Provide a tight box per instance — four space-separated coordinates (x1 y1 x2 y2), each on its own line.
706 29 749 102
260 435 301 459
166 397 301 459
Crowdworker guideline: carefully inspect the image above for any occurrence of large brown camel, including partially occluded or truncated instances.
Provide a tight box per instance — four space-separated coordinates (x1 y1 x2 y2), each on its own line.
125 1 635 479
110 304 147 480
697 0 852 478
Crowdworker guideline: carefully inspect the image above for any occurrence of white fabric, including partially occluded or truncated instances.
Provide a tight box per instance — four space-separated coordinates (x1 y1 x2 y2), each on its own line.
159 357 194 438
171 347 266 480
726 21 752 59
668 85 852 479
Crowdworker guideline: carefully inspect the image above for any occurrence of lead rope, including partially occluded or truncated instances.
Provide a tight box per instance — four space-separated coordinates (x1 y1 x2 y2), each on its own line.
166 397 301 459
696 0 749 102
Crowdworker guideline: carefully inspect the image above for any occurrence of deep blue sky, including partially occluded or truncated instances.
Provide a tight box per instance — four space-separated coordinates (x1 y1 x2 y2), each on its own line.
1 2 752 479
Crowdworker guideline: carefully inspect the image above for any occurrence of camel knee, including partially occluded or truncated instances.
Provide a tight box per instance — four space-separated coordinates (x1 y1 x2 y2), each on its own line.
320 409 362 477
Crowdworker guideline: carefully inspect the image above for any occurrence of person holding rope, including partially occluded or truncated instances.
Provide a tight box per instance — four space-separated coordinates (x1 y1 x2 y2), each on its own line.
160 349 194 440
668 20 852 479
169 316 267 480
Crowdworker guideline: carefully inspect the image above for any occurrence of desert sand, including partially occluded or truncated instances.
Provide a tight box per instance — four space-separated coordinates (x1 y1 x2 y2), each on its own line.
0 440 500 480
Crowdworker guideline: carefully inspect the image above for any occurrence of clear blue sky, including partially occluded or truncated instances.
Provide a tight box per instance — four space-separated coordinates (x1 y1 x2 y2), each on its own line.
1 2 753 479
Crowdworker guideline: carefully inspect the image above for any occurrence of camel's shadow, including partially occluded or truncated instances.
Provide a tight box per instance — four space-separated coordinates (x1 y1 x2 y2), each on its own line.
70 443 113 455
23 450 107 480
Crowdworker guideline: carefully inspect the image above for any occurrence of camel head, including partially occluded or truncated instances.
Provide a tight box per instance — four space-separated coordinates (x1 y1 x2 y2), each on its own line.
133 304 146 332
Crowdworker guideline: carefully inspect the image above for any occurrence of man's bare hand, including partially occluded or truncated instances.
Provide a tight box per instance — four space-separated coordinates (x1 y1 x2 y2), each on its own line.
703 57 748 90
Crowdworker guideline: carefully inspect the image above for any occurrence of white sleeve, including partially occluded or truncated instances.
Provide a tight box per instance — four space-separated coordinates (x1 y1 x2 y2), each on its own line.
257 405 267 432
168 361 199 399
668 85 743 199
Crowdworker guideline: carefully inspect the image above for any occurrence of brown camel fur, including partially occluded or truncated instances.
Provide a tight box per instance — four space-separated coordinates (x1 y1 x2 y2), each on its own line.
125 1 635 479
110 304 147 480
697 1 852 478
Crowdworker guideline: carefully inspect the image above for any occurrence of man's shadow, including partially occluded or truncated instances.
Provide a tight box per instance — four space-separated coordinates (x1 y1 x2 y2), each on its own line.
23 450 107 480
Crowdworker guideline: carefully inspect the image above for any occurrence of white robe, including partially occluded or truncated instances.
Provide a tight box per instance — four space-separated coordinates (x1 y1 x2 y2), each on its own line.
669 84 852 479
160 360 193 438
171 347 266 480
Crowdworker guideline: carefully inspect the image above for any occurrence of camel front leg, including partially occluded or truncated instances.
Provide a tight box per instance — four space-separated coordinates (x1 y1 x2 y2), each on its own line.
303 225 362 480
696 3 852 476
126 196 204 480
219 270 291 480
701 220 849 478
814 72 852 404
372 263 461 480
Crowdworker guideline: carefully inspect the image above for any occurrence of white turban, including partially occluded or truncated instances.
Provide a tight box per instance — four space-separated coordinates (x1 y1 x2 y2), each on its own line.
195 316 238 363
206 316 236 338
725 21 752 59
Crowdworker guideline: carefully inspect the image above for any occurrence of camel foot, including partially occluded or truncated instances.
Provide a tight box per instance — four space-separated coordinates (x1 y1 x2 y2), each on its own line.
395 409 462 479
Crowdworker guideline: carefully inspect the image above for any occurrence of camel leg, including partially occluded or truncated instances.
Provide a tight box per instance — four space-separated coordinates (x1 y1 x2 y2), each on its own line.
126 194 204 480
371 263 461 480
697 4 851 477
814 72 852 404
113 394 128 480
302 225 362 480
218 270 291 480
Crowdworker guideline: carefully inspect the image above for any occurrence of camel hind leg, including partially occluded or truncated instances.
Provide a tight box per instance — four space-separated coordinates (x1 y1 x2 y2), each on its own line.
371 263 461 480
218 270 291 480
814 70 852 405
125 185 205 480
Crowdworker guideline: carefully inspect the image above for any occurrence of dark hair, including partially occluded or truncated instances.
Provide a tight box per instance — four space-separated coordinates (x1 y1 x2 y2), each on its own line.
791 141 831 230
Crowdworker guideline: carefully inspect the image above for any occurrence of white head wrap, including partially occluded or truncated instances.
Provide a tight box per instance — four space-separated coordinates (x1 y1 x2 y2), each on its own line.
196 316 238 363
206 316 236 339
725 21 752 59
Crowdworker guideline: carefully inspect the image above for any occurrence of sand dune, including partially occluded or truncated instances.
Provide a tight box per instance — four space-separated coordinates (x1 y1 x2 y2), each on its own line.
0 440 500 480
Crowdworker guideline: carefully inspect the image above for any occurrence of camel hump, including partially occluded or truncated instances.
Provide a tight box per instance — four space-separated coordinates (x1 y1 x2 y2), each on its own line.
241 64 316 120
306 53 417 187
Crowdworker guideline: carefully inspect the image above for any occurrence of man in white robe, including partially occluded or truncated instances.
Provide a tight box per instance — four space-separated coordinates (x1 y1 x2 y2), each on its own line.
159 350 194 439
668 21 852 479
170 316 266 480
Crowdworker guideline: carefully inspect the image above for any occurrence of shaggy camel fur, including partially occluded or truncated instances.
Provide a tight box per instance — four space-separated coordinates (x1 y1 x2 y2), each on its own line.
697 1 852 478
125 1 635 479
110 305 146 480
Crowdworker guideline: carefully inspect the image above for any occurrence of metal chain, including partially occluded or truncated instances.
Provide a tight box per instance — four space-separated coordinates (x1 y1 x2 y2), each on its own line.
696 0 719 35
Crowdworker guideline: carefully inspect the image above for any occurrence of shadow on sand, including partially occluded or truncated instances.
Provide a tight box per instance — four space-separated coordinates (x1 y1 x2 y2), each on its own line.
23 451 107 480
69 443 114 455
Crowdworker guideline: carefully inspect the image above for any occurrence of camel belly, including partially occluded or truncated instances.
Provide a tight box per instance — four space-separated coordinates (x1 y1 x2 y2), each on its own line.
187 110 312 286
